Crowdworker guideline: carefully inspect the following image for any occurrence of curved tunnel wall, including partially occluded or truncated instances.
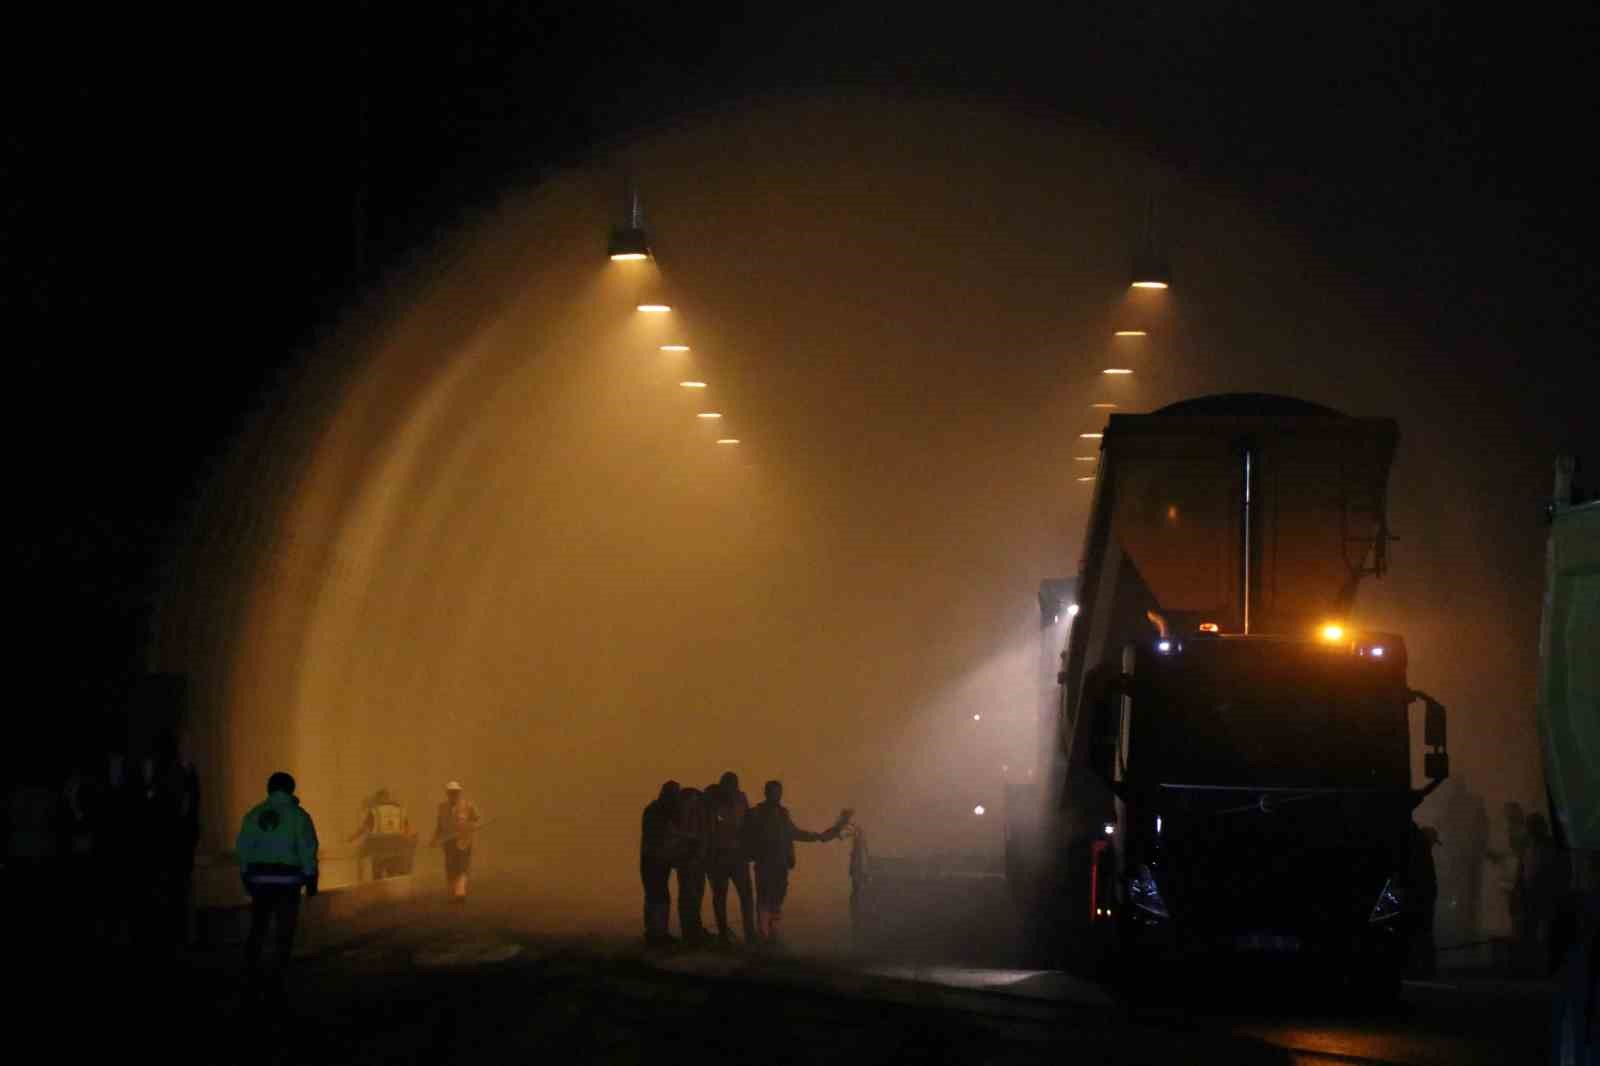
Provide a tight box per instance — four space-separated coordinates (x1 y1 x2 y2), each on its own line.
155 95 1547 937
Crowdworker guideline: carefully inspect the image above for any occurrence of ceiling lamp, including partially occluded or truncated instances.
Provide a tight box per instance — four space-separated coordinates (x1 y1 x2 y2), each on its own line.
1102 368 1133 375
660 344 690 352
697 412 722 419
1114 330 1147 337
608 180 651 261
679 381 707 389
716 439 740 445
1129 188 1172 289
1091 403 1118 408
637 304 672 313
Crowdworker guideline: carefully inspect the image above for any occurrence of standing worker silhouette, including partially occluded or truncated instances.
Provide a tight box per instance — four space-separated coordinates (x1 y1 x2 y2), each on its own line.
743 780 848 946
640 780 681 946
672 786 711 944
705 771 756 946
236 771 318 999
430 781 481 903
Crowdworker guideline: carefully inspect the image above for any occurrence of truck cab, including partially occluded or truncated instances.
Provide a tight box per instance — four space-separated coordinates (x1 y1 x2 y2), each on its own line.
1010 394 1449 993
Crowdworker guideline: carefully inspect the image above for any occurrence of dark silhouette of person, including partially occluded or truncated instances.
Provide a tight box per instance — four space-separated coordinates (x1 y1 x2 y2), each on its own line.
1512 813 1571 975
131 732 191 962
672 786 711 944
704 771 756 945
640 780 680 946
1406 823 1440 976
743 780 846 945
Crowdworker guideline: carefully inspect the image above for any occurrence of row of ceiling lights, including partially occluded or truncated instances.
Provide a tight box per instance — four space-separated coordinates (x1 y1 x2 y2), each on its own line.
608 186 740 445
610 181 1173 457
1077 211 1172 482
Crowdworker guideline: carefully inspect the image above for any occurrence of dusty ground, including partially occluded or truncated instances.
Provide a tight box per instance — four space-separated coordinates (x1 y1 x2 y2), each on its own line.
26 879 1556 1066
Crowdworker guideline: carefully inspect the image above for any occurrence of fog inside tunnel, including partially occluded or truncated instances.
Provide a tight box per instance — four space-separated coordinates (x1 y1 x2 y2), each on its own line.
159 94 1556 946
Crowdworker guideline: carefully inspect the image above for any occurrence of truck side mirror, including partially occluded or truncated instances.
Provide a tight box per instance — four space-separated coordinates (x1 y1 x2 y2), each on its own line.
1424 751 1450 781
1412 690 1449 785
1424 699 1447 748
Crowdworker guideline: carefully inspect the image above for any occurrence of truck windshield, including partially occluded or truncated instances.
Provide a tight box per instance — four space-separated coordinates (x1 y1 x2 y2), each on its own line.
1134 643 1409 789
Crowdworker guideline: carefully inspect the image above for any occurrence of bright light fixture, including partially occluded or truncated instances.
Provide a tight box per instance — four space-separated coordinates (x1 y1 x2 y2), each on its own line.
609 252 649 262
972 713 982 721
716 438 739 445
660 344 690 352
637 304 672 313
1157 640 1172 653
1320 623 1346 643
1371 646 1385 658
697 412 722 419
1199 622 1220 633
1130 280 1169 290
1115 330 1147 336
1067 603 1080 617
1091 403 1118 409
1080 432 1103 439
1076 476 1095 482
1074 456 1098 462
1103 822 1116 836
1103 368 1134 375
974 805 986 816
679 381 707 389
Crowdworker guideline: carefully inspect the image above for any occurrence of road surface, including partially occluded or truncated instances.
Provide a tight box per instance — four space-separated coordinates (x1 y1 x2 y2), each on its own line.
45 894 1553 1065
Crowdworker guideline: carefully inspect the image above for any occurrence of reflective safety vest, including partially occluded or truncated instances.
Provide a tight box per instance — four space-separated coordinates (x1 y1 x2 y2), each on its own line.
370 802 406 836
237 791 319 884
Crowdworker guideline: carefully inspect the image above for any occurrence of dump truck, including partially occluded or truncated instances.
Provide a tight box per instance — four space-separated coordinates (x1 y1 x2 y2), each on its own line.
1005 394 1451 995
1537 456 1598 1064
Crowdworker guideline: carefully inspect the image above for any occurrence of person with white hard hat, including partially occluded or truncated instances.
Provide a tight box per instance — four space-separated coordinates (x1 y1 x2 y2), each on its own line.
429 781 481 903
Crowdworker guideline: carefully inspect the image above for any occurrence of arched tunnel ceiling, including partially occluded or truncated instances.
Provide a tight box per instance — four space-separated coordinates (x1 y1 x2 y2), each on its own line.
156 93 1546 925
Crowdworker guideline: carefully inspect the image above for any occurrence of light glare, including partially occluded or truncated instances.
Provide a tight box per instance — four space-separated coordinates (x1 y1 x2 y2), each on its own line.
697 412 722 419
1131 281 1169 289
609 252 649 262
1103 368 1134 375
716 438 740 445
660 344 691 352
1320 623 1346 643
1067 603 1080 617
1114 330 1147 336
974 805 986 816
637 304 672 313
679 381 707 389
1080 433 1102 438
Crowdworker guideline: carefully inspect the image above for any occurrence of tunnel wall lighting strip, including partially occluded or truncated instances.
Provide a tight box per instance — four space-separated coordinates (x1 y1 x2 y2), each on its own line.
1091 403 1118 408
1103 368 1134 375
1080 433 1103 439
1131 281 1169 289
697 412 722 419
679 381 707 388
1114 330 1147 336
660 344 690 352
610 252 649 261
637 304 672 313
716 439 740 445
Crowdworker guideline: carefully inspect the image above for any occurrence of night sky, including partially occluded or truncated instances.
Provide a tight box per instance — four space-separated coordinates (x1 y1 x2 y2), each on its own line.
6 3 1597 769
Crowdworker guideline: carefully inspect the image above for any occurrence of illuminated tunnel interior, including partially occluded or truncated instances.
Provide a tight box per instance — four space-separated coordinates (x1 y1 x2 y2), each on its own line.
154 94 1548 942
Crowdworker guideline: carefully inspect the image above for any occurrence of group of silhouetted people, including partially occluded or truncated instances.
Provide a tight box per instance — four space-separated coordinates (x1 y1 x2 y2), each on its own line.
641 773 850 948
5 731 200 961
